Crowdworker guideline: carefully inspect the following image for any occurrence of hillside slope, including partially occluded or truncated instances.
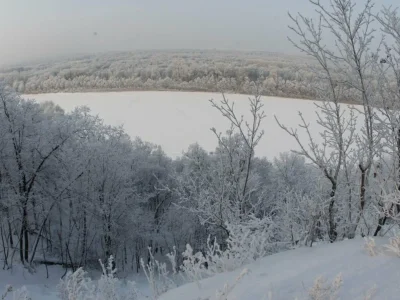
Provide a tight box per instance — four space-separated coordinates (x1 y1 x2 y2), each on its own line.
160 238 400 300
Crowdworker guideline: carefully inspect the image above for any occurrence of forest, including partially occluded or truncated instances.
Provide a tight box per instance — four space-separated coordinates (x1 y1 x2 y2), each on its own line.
2 0 400 299
0 50 322 101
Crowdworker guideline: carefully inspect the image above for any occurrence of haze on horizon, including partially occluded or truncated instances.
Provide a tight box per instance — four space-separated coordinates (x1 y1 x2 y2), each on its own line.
0 0 397 66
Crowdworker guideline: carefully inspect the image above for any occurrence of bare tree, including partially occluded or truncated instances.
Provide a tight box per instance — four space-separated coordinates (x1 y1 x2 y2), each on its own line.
280 0 380 240
210 92 266 218
373 6 400 234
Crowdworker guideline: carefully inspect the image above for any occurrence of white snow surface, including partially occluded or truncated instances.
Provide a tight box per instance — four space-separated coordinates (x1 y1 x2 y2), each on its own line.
0 264 151 299
160 238 400 300
0 264 64 299
1 238 400 299
25 91 363 158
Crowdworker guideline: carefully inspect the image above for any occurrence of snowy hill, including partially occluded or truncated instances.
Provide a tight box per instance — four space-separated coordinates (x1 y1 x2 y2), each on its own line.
160 238 400 300
2 238 399 299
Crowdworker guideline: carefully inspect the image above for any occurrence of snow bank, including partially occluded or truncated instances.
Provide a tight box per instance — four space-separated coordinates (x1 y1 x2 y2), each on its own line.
160 238 400 300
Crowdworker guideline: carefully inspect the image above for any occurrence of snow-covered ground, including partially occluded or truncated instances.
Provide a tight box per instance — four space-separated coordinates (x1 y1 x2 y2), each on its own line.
160 238 400 300
25 91 363 158
0 264 63 299
0 264 151 299
3 238 399 299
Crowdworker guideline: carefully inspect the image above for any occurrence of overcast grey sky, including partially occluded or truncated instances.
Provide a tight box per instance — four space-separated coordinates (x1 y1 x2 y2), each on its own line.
0 0 397 65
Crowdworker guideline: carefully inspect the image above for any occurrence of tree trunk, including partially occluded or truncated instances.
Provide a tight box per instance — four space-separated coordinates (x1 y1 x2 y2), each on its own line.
328 183 337 243
374 215 387 236
353 165 368 236
328 199 337 242
396 128 400 214
359 165 366 212
6 210 13 248
80 208 87 267
19 225 24 263
23 205 29 262
104 219 112 259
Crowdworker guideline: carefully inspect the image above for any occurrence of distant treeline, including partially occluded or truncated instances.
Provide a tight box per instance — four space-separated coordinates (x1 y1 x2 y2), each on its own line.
0 50 322 100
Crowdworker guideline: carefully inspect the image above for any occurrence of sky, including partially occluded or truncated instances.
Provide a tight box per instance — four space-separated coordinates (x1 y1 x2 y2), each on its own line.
0 0 398 66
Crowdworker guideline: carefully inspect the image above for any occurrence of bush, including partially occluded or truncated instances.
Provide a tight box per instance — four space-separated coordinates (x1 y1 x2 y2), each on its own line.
384 235 400 257
141 248 175 299
308 273 343 300
57 257 138 300
364 237 378 256
1 285 30 300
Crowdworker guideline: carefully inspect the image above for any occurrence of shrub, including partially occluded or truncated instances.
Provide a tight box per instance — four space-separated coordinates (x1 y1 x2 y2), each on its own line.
364 237 378 256
384 235 400 257
308 273 343 300
141 248 175 299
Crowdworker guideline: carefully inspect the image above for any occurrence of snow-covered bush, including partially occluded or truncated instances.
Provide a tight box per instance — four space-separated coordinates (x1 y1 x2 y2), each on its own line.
1 285 30 300
214 268 249 300
124 282 140 300
179 215 278 285
364 237 378 256
180 244 210 286
166 247 178 275
384 234 400 257
224 215 279 264
10 287 30 300
179 238 236 285
204 238 231 274
57 268 94 300
141 248 175 299
58 257 138 300
1 285 13 300
308 273 343 300
97 256 120 300
97 256 139 300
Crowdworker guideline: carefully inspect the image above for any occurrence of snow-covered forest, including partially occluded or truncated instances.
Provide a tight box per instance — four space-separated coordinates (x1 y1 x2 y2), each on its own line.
3 0 400 298
0 50 322 100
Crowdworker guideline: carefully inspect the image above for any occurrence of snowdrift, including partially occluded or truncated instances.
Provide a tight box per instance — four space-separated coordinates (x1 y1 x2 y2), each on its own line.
160 238 400 300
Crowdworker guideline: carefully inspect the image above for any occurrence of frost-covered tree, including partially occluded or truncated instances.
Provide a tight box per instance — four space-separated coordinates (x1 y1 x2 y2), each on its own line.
372 6 400 233
173 93 266 249
0 83 96 265
280 0 383 241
